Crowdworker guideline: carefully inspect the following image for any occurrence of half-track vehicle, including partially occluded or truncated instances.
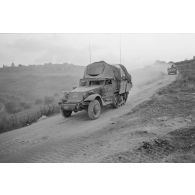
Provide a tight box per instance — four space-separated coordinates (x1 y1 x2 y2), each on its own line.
59 61 132 120
168 63 177 75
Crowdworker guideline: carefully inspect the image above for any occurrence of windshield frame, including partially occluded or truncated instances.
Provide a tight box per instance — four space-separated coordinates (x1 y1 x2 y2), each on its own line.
89 80 105 86
79 79 106 87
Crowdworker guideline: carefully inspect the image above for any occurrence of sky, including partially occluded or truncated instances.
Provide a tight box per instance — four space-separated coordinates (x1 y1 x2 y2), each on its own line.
1 33 195 70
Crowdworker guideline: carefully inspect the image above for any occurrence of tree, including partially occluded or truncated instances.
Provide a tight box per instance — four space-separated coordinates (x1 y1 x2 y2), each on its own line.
11 62 15 67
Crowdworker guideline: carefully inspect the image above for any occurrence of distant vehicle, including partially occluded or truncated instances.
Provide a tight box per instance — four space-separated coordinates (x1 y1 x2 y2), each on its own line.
168 63 177 75
59 61 132 120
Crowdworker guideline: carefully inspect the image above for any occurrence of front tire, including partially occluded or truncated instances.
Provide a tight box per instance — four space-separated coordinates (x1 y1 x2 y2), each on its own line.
88 100 101 120
61 109 72 118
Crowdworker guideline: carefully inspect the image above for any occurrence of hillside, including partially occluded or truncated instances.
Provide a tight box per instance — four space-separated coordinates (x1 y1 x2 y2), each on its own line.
0 63 84 114
0 63 85 133
102 58 195 162
0 63 84 101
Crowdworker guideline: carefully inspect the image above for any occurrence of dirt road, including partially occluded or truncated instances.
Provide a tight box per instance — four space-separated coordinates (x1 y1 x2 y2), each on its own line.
0 75 175 162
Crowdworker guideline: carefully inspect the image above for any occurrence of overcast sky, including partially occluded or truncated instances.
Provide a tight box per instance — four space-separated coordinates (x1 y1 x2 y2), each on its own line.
1 33 195 69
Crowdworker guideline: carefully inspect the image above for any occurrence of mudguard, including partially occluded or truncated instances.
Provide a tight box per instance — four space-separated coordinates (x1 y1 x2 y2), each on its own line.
84 94 105 105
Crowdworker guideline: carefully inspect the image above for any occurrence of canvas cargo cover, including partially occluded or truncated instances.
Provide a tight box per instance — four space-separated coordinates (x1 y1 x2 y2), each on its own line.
84 61 131 82
114 64 132 83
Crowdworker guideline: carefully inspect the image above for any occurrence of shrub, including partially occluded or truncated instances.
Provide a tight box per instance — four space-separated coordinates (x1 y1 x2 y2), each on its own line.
0 103 60 134
35 98 43 105
20 102 31 109
54 93 59 97
5 101 22 114
44 96 55 105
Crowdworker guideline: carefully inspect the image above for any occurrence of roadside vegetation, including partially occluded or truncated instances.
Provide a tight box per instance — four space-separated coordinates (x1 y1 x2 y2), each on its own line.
0 95 60 134
0 62 84 134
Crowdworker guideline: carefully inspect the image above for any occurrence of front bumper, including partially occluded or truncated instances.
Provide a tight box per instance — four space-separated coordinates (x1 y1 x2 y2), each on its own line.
59 101 88 112
168 71 177 75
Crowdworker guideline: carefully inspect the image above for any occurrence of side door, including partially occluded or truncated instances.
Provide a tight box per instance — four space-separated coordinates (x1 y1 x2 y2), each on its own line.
102 79 114 101
119 80 127 94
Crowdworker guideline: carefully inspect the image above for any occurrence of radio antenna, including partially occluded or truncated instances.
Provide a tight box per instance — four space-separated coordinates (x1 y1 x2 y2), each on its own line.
119 34 122 64
89 40 92 64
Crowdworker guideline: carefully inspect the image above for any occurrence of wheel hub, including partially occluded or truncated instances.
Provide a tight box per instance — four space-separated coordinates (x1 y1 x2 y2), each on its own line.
94 104 100 115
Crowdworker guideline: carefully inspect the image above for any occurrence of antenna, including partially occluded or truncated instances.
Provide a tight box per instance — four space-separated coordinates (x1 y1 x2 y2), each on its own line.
89 40 92 64
119 34 122 64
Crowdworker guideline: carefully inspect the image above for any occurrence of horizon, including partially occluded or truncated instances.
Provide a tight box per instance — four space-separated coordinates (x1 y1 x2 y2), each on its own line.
1 33 195 70
0 59 169 72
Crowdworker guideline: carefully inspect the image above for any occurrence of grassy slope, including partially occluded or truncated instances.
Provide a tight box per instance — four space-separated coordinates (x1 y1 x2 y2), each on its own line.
0 63 85 133
0 64 84 101
103 59 195 162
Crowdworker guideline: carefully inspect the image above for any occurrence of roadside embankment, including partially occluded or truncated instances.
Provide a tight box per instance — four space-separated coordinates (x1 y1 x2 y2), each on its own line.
103 59 195 162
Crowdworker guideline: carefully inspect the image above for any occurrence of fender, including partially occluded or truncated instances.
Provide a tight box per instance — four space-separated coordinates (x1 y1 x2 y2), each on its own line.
84 94 105 106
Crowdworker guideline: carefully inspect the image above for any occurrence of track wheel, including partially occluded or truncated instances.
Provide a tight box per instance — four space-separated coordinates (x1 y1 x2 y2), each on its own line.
112 95 120 108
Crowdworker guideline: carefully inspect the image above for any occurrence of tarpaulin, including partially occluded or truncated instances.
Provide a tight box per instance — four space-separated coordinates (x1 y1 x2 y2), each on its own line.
84 61 131 83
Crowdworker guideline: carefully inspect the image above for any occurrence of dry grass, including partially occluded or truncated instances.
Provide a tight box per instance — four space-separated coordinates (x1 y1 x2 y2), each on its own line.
0 103 60 134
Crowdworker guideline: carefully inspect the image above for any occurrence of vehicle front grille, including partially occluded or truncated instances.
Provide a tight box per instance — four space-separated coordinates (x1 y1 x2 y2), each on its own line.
67 92 83 103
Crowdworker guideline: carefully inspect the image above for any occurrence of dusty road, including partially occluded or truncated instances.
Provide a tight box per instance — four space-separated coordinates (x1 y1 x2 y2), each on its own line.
0 75 175 162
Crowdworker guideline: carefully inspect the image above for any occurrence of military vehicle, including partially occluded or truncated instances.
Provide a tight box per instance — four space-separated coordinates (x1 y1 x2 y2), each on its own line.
168 63 177 75
59 61 132 120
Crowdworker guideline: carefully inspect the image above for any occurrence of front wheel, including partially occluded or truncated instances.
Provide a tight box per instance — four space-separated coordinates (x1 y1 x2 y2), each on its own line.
88 100 101 120
61 109 72 118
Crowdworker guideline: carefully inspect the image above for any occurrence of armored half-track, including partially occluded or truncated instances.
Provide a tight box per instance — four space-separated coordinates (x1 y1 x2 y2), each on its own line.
59 61 132 120
168 63 177 75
